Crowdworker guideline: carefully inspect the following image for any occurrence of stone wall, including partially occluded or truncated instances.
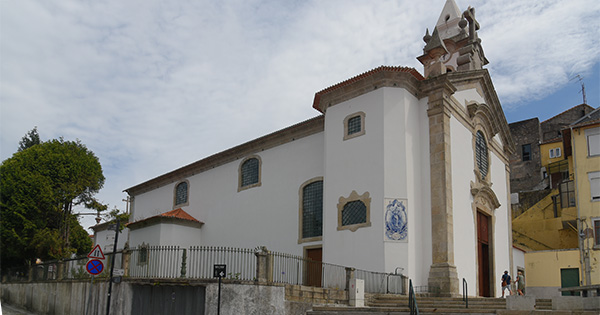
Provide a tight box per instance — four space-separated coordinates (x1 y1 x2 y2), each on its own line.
509 118 542 193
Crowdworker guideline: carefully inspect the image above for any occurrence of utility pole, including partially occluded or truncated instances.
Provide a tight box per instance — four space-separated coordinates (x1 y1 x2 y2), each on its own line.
105 217 120 315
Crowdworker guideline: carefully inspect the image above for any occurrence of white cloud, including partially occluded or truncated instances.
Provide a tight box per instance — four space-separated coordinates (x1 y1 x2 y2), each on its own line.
1 0 598 231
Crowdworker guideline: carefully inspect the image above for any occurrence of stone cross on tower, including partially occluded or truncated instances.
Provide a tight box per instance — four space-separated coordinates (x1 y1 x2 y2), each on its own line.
417 0 488 78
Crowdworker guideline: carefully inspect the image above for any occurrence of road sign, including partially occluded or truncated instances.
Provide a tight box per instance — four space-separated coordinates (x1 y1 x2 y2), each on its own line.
113 268 124 276
86 259 104 275
87 244 105 260
213 264 226 278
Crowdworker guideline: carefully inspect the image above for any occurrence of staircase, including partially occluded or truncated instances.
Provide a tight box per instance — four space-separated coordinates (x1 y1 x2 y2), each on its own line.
308 295 506 315
306 296 592 315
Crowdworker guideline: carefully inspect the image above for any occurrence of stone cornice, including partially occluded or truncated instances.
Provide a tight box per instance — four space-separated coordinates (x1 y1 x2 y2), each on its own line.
312 66 425 113
125 115 324 196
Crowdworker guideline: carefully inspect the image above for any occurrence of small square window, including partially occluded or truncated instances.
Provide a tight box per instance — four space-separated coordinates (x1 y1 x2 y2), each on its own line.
588 172 600 202
343 112 366 140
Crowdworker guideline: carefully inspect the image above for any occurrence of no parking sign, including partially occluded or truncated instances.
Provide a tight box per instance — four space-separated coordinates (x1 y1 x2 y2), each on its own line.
86 259 104 275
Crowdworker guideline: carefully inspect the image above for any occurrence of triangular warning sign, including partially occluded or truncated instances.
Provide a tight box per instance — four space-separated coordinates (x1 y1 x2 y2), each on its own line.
87 244 105 259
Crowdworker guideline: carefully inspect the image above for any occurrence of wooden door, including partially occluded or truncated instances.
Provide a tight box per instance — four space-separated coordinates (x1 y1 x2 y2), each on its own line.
477 212 491 297
305 248 322 287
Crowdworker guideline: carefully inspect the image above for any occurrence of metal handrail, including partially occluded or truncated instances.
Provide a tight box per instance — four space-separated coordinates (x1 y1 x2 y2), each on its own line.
409 279 419 315
463 278 468 308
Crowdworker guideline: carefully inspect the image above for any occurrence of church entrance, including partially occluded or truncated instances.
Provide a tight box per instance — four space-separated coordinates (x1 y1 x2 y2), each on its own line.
477 211 492 297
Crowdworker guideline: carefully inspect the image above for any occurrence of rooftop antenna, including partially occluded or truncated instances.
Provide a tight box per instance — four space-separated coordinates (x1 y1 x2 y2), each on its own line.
570 75 587 105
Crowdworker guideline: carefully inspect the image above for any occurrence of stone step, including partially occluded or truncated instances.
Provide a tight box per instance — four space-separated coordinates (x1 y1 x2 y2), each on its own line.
308 306 498 315
534 298 552 310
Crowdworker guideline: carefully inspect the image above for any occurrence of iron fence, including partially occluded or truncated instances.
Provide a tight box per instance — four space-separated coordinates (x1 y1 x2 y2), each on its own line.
187 246 255 281
128 246 184 278
269 251 347 290
4 245 408 295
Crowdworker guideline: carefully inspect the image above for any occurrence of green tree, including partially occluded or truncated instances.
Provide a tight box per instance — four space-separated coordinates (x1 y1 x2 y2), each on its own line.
1 136 105 270
18 127 41 151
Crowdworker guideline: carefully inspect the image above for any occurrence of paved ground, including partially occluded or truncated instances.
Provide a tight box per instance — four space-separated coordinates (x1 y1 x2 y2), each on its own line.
1 303 38 315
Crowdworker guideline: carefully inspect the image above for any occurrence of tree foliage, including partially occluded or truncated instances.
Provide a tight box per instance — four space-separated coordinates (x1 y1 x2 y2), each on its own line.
1 135 105 270
18 127 41 152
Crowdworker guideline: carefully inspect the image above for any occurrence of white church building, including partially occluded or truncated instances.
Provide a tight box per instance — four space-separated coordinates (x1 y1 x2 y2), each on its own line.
124 0 515 297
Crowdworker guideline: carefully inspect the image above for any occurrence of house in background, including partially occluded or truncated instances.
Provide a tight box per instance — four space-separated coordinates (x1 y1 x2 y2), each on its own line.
508 105 599 297
124 0 515 297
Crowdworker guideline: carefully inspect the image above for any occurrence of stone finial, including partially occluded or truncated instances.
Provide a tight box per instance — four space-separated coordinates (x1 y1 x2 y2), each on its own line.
423 28 432 44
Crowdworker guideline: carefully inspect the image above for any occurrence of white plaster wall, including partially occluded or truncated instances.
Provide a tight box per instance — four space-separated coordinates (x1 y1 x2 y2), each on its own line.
129 131 324 257
452 88 484 110
157 223 202 248
323 89 385 272
129 224 162 248
450 116 478 296
490 151 511 297
94 228 129 253
381 88 431 287
512 247 525 275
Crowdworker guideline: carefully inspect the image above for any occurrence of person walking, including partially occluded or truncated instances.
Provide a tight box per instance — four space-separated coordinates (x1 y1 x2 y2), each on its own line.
516 271 525 295
501 270 512 297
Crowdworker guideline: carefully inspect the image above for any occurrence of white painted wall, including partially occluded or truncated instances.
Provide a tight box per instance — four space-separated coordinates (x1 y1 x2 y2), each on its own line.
450 116 478 296
129 131 324 258
94 228 128 254
323 88 385 272
490 150 511 297
382 88 431 287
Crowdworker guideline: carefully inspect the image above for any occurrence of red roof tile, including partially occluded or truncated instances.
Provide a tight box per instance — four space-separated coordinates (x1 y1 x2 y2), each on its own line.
158 208 200 223
312 66 424 111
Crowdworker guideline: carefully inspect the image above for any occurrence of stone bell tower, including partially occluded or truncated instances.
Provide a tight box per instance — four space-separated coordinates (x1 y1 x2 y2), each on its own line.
417 0 488 78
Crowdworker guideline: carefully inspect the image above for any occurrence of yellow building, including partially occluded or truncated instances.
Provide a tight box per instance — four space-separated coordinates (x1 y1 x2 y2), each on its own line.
563 107 600 288
525 249 581 297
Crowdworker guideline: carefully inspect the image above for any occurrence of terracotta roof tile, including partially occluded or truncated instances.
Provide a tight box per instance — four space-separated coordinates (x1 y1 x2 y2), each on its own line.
158 208 200 222
312 66 424 111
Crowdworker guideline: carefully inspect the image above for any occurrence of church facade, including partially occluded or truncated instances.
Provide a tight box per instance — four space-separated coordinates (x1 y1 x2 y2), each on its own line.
124 0 515 297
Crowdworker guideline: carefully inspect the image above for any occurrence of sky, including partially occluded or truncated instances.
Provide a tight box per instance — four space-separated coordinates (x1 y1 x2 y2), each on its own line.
1 0 599 233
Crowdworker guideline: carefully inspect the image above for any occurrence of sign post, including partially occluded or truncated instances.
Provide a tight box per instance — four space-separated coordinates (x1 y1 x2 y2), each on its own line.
86 244 105 315
105 217 120 315
214 264 226 315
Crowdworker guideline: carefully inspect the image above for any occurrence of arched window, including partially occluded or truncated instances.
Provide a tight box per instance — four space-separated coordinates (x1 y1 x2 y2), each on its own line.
301 180 323 239
239 156 261 191
174 181 188 206
475 131 489 179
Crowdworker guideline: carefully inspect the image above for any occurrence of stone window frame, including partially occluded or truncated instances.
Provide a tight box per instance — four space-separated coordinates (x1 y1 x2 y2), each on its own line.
337 190 371 232
238 155 262 192
474 129 490 181
138 242 149 265
343 111 366 141
298 177 324 244
173 179 190 208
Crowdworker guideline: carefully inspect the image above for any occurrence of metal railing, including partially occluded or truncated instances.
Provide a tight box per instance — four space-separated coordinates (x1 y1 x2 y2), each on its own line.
187 246 256 281
269 251 346 290
409 279 419 315
5 245 408 295
463 278 468 308
129 246 184 278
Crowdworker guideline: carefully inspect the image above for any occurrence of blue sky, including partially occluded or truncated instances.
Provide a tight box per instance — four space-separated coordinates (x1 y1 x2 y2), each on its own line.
1 0 599 231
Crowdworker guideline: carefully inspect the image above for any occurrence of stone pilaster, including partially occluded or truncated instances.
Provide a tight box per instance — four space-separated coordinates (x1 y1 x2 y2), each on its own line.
425 76 460 296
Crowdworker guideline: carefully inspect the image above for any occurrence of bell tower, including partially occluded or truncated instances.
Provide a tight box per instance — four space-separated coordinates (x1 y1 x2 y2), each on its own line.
417 0 488 78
